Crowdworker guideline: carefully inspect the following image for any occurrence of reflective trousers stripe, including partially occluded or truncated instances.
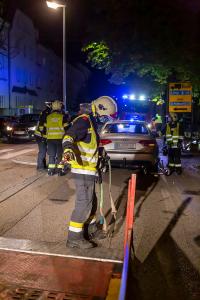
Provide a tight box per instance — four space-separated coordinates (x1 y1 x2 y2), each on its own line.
69 221 84 233
48 164 56 168
70 221 83 228
57 164 64 169
69 226 83 233
169 163 175 167
71 168 96 175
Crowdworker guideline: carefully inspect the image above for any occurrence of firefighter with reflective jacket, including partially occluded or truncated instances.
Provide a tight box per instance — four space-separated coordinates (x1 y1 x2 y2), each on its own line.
154 113 162 136
62 97 117 249
165 113 183 175
44 100 69 176
34 102 51 171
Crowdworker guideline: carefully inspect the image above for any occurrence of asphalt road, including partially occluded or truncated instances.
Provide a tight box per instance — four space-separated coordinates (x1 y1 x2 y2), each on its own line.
0 141 200 299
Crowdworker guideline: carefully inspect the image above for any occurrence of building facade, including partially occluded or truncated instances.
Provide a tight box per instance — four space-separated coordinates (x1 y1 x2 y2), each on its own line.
0 10 90 116
0 18 9 114
9 10 62 115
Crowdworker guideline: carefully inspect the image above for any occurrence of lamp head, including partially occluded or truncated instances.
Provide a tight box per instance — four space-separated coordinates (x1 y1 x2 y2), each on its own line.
46 0 66 9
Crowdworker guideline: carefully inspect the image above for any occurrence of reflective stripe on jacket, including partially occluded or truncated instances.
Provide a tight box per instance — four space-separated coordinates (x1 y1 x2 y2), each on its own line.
166 123 180 147
34 121 42 138
46 112 65 140
63 114 98 175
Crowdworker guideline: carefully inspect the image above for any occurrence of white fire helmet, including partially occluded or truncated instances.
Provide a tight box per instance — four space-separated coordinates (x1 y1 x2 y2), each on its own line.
92 96 118 118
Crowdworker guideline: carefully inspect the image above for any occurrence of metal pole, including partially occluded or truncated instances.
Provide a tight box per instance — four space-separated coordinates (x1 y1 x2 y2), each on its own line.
8 25 11 114
63 6 67 111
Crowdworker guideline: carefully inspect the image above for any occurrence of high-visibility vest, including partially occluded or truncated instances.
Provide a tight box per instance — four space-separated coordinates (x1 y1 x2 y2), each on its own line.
46 112 65 140
155 115 162 124
63 114 98 176
166 123 181 148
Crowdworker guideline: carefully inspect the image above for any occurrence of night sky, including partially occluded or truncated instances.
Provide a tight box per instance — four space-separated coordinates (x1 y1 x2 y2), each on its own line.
5 0 200 61
6 0 87 61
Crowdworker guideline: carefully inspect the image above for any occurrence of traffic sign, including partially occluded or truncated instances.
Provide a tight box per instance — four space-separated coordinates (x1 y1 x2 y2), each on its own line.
169 82 192 113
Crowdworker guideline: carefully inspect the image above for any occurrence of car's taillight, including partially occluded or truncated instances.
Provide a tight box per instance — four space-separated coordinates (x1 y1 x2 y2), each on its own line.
139 140 156 147
100 139 112 146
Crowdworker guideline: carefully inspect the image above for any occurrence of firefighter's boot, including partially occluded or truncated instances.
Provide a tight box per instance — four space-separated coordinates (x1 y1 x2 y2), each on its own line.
88 229 107 241
48 169 55 176
66 239 96 249
57 169 66 176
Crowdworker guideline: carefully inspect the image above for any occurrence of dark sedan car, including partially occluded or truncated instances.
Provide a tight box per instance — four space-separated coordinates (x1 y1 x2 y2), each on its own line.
0 116 18 137
2 114 39 142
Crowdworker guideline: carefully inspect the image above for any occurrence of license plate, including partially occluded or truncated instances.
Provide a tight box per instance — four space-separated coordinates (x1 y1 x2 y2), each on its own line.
116 143 136 149
14 131 25 135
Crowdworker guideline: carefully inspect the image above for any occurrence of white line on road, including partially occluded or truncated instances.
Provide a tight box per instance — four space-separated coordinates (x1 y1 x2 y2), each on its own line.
0 149 14 154
12 159 37 166
0 149 34 159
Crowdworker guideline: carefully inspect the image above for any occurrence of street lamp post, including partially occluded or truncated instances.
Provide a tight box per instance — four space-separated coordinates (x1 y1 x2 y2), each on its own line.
46 1 67 111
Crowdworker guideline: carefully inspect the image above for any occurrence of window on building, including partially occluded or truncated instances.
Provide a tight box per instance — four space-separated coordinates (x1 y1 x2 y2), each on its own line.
0 95 5 108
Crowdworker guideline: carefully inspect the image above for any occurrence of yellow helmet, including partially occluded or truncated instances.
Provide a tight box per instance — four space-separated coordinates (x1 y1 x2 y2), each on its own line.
52 100 62 111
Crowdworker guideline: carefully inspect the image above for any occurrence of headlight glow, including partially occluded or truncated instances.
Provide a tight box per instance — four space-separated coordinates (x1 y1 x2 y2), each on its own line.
147 123 152 129
29 126 36 131
118 124 124 129
6 126 13 131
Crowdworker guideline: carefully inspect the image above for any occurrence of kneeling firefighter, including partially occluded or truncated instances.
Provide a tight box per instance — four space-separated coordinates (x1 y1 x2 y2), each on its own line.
62 97 117 249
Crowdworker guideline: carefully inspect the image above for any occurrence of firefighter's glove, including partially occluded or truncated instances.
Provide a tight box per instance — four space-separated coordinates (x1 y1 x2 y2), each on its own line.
63 149 75 163
41 137 46 143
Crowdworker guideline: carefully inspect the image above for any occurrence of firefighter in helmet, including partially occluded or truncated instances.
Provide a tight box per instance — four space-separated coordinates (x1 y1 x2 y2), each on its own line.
164 113 184 175
34 102 52 171
44 100 69 176
62 96 117 249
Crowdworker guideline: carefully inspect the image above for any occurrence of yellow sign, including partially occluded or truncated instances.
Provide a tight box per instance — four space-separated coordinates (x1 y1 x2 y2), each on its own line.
169 82 192 113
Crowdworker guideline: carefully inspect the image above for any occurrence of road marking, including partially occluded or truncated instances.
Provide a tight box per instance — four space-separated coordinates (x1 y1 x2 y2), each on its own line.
0 149 34 159
0 149 14 154
12 159 37 166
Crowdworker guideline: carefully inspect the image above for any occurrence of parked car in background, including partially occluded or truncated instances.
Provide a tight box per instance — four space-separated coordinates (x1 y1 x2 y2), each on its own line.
0 116 18 137
2 114 39 142
100 120 159 173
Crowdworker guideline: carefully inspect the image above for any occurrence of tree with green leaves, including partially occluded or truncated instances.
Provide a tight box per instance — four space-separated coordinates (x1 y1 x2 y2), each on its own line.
82 0 200 96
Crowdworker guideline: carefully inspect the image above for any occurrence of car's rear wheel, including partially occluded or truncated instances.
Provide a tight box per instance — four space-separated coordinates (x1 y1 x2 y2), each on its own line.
142 162 159 175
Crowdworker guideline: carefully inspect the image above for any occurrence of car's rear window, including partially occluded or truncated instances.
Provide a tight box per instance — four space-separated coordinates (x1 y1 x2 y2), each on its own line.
103 123 148 134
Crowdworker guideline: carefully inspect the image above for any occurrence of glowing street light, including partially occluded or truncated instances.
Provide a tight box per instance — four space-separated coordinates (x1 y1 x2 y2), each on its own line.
46 1 64 9
46 1 67 110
